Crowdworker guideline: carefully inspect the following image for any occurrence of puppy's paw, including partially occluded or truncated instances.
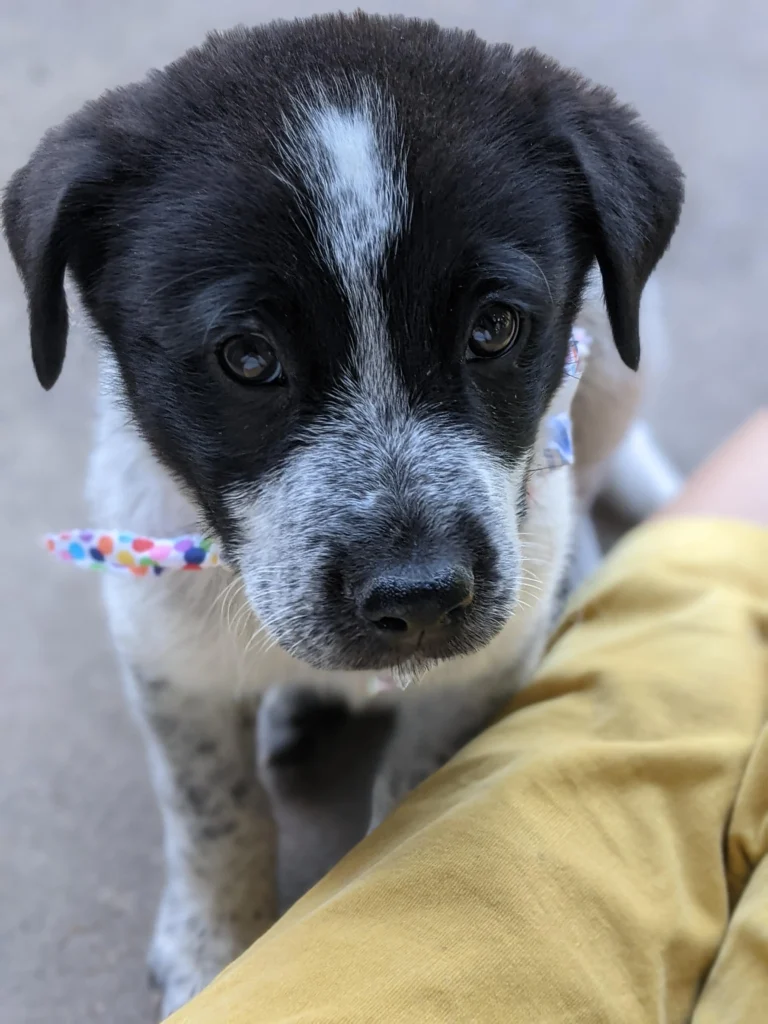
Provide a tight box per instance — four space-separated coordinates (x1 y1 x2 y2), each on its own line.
148 926 213 1020
147 879 270 1019
257 684 354 769
257 685 398 910
148 953 207 1021
257 684 396 798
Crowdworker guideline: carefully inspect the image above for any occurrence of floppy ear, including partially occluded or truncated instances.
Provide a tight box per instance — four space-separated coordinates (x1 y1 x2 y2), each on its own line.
564 81 684 371
2 128 109 389
514 51 684 372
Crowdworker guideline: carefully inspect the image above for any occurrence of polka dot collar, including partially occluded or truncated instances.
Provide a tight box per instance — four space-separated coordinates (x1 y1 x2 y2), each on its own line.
44 530 220 576
44 329 591 577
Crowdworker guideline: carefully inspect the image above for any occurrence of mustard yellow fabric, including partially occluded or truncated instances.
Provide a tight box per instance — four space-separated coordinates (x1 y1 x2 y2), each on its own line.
171 519 768 1024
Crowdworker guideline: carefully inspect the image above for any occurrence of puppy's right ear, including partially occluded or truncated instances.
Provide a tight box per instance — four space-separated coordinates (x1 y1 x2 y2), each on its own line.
2 128 109 389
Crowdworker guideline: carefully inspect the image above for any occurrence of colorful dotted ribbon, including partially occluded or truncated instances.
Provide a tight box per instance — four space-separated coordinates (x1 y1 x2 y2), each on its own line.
43 329 591 577
44 530 222 576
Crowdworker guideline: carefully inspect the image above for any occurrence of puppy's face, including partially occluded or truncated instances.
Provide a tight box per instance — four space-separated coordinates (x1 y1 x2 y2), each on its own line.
3 15 682 672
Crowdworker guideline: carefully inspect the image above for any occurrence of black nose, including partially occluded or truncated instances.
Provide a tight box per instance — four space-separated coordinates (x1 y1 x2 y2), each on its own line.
359 563 474 636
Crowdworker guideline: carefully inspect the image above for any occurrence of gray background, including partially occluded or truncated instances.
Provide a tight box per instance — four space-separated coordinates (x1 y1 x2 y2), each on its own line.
1 2 766 1021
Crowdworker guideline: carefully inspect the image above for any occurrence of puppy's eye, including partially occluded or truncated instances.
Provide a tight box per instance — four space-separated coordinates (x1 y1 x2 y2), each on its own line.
217 332 284 385
466 304 523 360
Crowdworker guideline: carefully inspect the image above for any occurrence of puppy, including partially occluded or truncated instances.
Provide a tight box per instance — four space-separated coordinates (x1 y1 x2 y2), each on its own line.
2 12 683 1015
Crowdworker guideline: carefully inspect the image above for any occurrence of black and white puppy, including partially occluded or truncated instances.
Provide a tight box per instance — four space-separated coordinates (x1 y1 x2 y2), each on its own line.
3 12 683 1015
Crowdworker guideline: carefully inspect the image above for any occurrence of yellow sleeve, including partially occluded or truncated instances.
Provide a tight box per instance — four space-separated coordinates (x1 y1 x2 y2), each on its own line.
171 519 768 1024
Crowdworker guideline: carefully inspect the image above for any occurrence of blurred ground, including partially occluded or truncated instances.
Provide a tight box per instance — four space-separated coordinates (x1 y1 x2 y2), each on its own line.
1 2 766 1021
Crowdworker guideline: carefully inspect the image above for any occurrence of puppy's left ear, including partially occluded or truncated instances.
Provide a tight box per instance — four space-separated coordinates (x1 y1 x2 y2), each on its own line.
2 125 111 390
530 54 684 371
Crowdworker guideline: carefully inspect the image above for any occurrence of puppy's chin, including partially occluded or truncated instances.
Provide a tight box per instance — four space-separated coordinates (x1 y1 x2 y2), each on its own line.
271 641 484 676
247 593 516 675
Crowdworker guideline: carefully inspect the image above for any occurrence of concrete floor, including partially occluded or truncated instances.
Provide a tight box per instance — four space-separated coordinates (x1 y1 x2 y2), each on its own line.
1 2 766 1022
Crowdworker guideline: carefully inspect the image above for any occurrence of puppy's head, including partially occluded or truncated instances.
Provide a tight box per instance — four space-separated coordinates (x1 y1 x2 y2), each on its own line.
3 14 683 672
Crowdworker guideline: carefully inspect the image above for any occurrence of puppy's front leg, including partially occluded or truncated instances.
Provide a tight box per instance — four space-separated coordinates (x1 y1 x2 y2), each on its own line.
125 670 275 1018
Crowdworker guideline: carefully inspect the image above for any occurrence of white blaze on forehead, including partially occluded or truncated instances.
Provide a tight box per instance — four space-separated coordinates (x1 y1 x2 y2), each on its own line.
282 83 408 396
310 105 401 278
